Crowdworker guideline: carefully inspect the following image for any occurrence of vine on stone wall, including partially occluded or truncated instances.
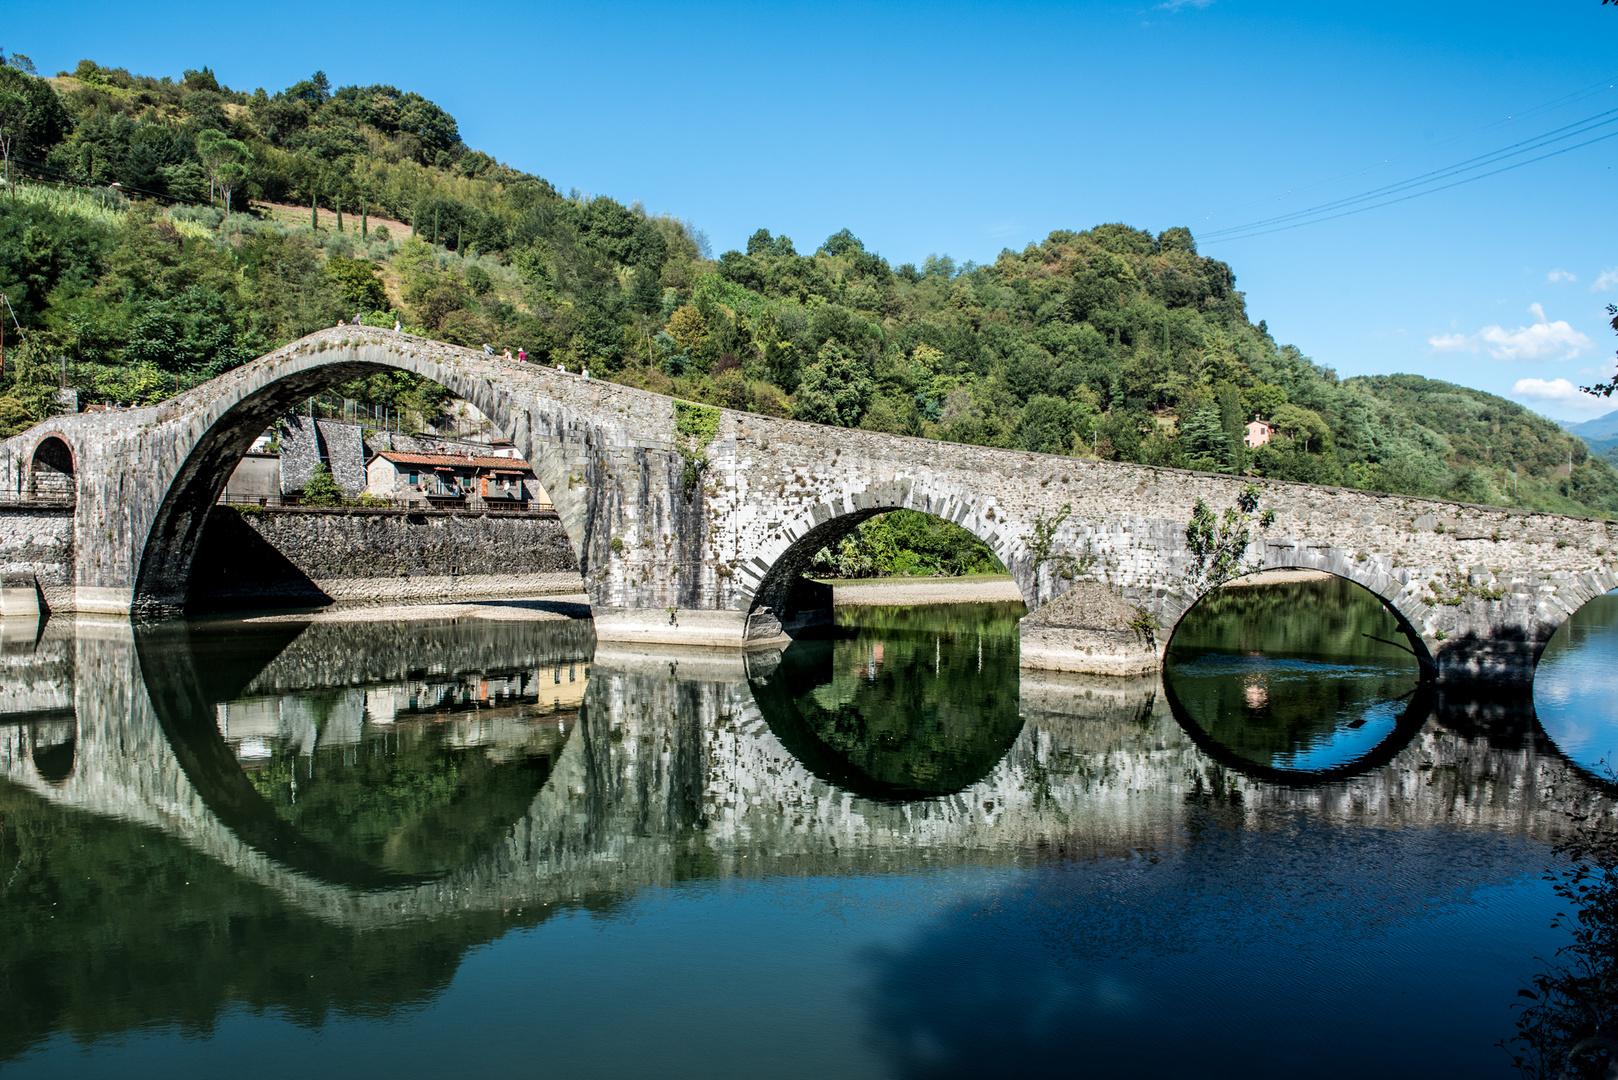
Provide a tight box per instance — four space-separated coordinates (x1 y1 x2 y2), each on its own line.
674 401 720 500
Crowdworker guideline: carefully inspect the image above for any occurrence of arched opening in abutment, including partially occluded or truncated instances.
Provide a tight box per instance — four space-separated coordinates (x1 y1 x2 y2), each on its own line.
131 356 584 617
742 505 1028 642
28 436 75 504
1160 570 1432 779
26 718 76 786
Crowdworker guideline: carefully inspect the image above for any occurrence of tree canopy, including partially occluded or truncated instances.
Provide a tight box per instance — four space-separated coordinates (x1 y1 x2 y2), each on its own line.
0 55 1611 518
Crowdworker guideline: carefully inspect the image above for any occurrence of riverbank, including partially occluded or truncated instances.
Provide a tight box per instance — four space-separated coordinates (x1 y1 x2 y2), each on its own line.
823 575 1025 607
1224 568 1332 588
231 593 592 625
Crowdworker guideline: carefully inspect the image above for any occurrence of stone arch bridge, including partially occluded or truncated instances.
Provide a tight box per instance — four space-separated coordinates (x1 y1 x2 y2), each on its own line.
2 325 1613 685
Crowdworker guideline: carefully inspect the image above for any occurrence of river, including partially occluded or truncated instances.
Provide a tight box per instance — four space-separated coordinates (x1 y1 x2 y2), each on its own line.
0 576 1613 1078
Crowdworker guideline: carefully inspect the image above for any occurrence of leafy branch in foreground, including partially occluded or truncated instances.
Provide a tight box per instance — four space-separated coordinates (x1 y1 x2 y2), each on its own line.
1185 482 1275 592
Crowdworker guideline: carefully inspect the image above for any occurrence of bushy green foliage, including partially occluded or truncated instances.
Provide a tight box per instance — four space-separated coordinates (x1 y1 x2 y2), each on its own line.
0 54 1611 521
810 510 1006 578
297 462 343 506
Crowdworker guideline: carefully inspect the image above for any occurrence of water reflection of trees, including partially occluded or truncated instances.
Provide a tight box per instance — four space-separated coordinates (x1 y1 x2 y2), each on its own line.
1164 576 1423 773
1505 820 1618 1079
0 780 571 1064
750 603 1025 800
136 616 590 886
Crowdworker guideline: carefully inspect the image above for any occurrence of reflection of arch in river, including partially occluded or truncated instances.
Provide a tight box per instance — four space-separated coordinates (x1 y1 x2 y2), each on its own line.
1527 589 1618 794
1160 676 1437 788
745 605 1026 801
1160 572 1434 786
132 615 593 889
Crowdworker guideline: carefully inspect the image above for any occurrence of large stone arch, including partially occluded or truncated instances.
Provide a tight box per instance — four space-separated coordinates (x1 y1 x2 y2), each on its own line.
739 481 1034 641
129 336 603 614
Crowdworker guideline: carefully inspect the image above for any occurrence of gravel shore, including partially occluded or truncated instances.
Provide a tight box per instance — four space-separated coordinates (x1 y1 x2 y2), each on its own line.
828 576 1026 607
236 594 593 625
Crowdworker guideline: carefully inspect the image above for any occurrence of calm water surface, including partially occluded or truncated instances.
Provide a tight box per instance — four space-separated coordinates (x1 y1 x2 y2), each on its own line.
1 579 1614 1078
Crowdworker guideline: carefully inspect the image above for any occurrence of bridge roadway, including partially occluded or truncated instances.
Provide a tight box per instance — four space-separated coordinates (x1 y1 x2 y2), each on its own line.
0 618 1610 931
0 327 1614 683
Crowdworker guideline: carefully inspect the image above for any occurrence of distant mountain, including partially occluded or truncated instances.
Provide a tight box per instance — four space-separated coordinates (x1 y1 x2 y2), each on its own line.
1565 409 1618 442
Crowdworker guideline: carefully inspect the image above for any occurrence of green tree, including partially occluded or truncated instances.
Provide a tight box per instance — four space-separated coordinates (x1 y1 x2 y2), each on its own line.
1180 406 1230 466
0 85 24 193
794 343 873 427
195 128 250 212
299 462 343 505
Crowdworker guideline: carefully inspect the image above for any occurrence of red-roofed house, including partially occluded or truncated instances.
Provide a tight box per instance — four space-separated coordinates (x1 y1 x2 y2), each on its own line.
365 451 549 509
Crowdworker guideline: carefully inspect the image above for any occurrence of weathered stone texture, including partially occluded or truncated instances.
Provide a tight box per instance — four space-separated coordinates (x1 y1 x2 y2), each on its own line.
1018 580 1158 674
186 506 582 609
3 326 1615 683
0 507 74 613
279 416 366 495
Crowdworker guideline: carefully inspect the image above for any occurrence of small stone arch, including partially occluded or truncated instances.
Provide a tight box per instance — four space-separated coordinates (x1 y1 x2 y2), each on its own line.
28 435 75 504
739 484 1033 642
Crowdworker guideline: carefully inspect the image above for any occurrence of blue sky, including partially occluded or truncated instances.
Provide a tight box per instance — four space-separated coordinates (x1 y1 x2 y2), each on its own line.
8 0 1616 421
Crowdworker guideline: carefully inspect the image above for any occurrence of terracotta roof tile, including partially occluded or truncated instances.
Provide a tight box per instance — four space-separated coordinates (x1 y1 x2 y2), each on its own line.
374 451 534 471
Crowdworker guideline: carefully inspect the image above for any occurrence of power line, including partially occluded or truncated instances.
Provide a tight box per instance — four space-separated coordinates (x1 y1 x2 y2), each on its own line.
1205 127 1618 244
1201 107 1618 241
1198 72 1618 222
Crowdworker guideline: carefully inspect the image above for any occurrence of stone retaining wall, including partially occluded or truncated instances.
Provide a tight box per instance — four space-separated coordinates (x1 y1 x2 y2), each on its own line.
188 506 583 610
0 507 74 614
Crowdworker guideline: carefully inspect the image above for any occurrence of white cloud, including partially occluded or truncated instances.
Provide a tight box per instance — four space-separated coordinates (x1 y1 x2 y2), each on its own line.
1593 269 1618 292
1425 302 1592 361
1547 269 1577 284
1512 377 1612 411
1155 0 1213 9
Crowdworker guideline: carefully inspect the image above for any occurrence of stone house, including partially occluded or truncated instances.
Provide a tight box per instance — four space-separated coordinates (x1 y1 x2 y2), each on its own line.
364 450 546 508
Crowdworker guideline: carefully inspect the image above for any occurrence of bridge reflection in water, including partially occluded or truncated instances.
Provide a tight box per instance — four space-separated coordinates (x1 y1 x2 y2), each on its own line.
0 596 1613 1072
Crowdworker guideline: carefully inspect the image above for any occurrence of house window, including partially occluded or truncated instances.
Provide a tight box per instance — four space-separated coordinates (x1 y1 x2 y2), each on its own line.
408 471 418 485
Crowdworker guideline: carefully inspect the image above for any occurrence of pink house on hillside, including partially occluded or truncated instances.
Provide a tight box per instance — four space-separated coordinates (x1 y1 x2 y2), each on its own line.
1244 417 1276 448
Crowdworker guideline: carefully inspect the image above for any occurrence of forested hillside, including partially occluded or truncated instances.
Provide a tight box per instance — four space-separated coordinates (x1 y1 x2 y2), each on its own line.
0 54 1613 518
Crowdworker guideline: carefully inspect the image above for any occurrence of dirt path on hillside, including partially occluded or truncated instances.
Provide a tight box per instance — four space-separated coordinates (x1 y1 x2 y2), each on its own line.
253 200 415 239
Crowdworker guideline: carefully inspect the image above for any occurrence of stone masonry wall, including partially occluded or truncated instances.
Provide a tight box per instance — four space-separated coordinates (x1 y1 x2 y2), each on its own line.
0 507 74 614
188 506 582 609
